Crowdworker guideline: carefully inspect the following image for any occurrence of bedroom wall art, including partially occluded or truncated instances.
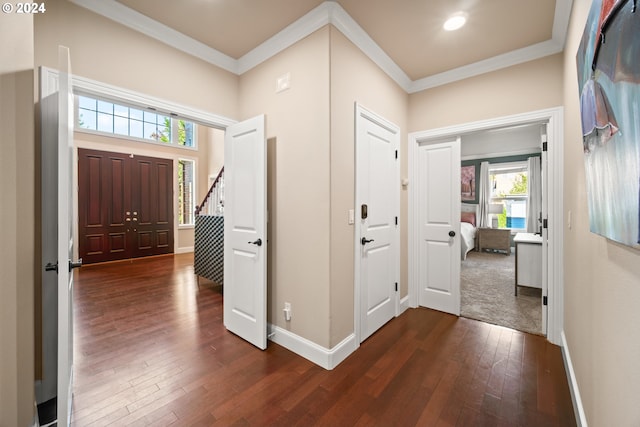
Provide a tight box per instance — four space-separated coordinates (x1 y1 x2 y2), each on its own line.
461 165 476 201
576 0 640 248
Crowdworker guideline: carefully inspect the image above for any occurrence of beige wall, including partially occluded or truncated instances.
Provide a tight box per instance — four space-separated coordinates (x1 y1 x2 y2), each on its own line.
0 13 36 427
239 27 332 347
34 0 239 119
329 28 409 346
563 0 640 425
408 54 564 132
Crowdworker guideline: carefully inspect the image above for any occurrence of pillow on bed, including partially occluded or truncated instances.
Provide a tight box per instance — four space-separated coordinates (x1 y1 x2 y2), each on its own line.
461 212 476 227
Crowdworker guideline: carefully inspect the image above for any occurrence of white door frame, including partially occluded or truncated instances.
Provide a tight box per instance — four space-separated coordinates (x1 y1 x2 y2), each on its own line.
354 104 401 344
408 107 564 345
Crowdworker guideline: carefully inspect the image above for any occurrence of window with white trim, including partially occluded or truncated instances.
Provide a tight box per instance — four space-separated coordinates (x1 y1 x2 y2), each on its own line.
178 159 195 226
489 162 528 231
76 95 196 147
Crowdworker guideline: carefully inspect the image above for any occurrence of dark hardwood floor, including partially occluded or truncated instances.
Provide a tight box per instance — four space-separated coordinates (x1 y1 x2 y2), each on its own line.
71 254 576 426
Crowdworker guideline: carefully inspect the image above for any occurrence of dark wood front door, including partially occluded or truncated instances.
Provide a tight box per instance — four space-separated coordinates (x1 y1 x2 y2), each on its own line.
78 148 174 264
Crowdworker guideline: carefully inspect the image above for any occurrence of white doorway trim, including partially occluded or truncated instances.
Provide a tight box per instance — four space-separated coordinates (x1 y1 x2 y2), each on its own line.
408 107 564 345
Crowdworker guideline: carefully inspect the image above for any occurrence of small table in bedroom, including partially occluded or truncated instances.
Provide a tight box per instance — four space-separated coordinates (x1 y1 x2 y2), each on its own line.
476 227 511 255
514 232 543 296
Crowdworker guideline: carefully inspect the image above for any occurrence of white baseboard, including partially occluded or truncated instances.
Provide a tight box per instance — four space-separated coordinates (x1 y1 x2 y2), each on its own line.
175 246 194 254
561 331 588 427
399 295 410 315
268 324 358 370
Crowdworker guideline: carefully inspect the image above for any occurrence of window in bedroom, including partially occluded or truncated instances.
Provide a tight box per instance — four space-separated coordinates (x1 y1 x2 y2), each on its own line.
76 95 196 148
178 159 195 226
489 162 528 231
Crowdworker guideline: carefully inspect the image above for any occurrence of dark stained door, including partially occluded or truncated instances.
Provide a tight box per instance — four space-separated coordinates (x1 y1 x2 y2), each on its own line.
78 148 174 264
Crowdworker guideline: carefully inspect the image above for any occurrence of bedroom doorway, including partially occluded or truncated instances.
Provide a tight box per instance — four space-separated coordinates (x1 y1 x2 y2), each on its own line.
408 107 564 346
459 127 546 335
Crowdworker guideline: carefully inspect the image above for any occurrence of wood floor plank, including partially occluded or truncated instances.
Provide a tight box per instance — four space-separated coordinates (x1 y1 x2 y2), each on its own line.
71 254 576 426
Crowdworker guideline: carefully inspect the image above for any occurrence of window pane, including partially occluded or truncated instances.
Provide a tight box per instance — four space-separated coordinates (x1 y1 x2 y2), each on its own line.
114 116 129 136
97 112 113 133
129 108 143 121
114 104 129 118
143 111 157 123
97 100 113 114
78 96 96 111
130 119 143 138
144 122 157 140
178 160 195 225
157 116 171 143
78 109 96 130
182 121 194 147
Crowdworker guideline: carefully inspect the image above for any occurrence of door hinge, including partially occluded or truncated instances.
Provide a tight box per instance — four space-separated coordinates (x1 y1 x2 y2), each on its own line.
395 282 398 292
543 218 548 229
395 216 398 226
543 296 548 306
395 150 398 159
542 142 548 152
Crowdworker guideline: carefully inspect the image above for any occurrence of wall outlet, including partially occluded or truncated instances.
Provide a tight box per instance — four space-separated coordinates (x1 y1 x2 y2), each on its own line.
283 302 292 321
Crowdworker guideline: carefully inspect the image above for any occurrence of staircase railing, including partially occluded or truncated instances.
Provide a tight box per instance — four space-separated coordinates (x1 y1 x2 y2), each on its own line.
195 166 224 216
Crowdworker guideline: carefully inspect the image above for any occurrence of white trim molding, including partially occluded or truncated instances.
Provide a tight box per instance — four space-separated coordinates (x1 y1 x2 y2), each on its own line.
70 0 573 93
408 107 564 346
268 324 358 370
561 331 588 427
39 67 237 129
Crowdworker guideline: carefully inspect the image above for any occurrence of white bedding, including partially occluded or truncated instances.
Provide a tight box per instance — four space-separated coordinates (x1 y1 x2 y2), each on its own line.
461 221 477 260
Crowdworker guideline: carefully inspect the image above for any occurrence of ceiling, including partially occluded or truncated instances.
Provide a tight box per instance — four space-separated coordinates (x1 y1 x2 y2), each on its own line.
74 0 571 92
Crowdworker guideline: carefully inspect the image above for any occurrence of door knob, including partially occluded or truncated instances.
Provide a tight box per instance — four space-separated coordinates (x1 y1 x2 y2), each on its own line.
449 230 456 237
248 238 263 246
361 237 375 245
69 258 83 271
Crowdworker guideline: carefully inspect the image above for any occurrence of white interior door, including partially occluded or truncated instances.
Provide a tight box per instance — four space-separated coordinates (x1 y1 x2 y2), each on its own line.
540 129 549 335
418 138 461 315
356 105 399 342
223 115 267 350
40 46 78 427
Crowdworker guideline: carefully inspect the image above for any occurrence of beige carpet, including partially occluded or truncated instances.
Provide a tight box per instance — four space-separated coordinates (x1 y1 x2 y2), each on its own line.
461 250 542 335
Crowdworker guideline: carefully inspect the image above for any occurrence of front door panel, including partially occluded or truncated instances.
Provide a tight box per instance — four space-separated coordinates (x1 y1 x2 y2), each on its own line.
78 149 173 263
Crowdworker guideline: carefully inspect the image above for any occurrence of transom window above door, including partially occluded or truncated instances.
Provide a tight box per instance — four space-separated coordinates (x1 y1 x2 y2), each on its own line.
76 95 196 149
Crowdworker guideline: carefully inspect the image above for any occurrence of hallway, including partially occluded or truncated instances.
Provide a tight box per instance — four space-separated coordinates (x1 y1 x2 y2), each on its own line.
71 254 576 426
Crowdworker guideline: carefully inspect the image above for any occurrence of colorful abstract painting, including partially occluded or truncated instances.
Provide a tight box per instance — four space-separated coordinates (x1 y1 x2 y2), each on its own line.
576 0 640 248
461 165 476 201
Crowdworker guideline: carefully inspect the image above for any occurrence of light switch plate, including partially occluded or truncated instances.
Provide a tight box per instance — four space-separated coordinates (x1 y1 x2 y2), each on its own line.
276 72 291 93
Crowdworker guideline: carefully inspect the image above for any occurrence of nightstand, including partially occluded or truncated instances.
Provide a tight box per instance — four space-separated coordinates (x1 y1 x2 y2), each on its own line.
476 227 511 255
514 232 542 295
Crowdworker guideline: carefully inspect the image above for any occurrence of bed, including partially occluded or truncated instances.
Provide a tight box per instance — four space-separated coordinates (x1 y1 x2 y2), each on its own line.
461 203 478 260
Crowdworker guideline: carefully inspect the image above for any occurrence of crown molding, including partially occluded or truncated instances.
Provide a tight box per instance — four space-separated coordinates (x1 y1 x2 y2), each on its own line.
236 2 331 74
409 39 563 93
69 0 238 74
70 0 572 94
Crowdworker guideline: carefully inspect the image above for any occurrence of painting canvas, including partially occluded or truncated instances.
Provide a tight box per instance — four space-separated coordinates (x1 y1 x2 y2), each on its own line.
461 165 476 201
576 0 640 248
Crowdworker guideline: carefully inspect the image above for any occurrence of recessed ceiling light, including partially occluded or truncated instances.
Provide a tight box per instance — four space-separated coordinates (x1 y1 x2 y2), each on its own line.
443 13 467 31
